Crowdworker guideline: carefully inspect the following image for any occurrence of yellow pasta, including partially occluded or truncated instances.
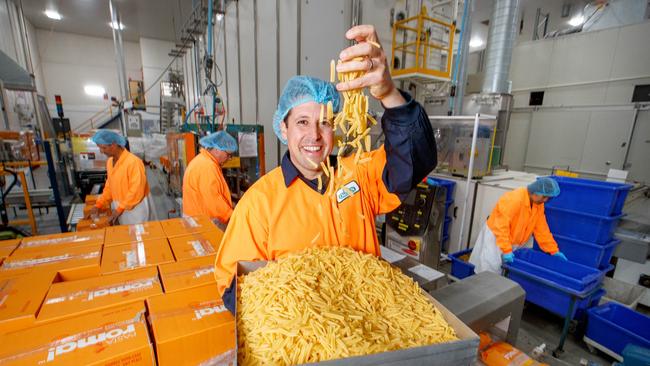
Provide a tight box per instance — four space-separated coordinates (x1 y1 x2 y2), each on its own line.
237 247 458 366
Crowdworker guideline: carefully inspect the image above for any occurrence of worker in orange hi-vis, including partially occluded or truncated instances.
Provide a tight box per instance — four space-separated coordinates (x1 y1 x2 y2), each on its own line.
182 131 238 226
214 25 438 313
468 177 568 274
87 130 150 225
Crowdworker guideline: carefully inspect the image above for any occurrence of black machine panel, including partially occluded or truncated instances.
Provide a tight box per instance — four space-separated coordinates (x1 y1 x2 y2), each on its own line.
387 182 440 236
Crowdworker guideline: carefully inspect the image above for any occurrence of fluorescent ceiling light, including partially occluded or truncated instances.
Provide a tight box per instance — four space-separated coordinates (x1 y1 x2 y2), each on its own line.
109 21 125 30
84 85 106 97
216 13 224 21
44 9 62 20
568 15 585 27
469 38 484 48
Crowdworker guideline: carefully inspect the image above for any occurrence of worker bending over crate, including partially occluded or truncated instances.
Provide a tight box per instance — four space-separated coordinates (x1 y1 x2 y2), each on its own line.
87 130 151 225
469 177 569 274
215 25 438 312
182 131 238 226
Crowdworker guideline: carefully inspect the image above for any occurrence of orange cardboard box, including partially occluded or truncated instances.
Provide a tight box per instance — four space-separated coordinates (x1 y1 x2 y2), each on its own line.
0 243 102 281
18 229 105 251
147 284 235 365
160 215 220 238
100 239 174 275
76 216 111 231
82 205 110 217
168 230 223 261
38 266 162 323
0 239 20 261
158 255 216 293
84 194 100 204
0 270 58 333
0 303 155 365
104 221 167 246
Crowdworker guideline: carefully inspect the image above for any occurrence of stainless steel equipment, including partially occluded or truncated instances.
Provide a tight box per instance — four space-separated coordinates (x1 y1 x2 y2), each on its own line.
433 271 526 345
385 181 447 269
463 93 513 167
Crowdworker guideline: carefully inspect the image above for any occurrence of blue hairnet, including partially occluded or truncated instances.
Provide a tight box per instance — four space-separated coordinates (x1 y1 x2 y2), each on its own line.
528 177 561 197
272 76 341 144
199 131 238 152
91 130 126 147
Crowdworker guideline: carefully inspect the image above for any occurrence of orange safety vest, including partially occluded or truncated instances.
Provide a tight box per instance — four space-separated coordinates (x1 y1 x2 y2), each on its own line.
182 148 233 223
96 150 149 213
486 187 558 254
214 147 401 296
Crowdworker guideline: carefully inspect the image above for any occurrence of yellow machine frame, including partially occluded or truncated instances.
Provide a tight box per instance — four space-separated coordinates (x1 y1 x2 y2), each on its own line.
0 166 37 234
391 7 456 81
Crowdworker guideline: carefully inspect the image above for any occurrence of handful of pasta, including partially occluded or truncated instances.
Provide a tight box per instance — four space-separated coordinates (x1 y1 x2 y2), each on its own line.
237 247 458 365
315 47 379 195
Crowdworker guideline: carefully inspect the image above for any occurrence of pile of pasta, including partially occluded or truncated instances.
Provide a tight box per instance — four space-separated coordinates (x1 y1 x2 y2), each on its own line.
237 247 458 365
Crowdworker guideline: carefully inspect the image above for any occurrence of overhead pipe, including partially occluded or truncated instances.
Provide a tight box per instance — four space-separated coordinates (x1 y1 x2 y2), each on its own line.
481 0 519 94
109 0 129 135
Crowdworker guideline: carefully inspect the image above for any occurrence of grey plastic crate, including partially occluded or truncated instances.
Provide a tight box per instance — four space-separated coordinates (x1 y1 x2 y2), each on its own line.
599 277 646 309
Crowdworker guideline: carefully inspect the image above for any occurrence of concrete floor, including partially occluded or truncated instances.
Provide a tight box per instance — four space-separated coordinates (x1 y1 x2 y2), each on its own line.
5 167 647 366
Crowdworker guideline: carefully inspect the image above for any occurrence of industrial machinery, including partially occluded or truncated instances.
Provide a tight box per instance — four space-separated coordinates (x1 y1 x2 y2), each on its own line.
222 124 265 201
463 94 513 167
430 115 498 178
385 180 447 268
165 132 198 196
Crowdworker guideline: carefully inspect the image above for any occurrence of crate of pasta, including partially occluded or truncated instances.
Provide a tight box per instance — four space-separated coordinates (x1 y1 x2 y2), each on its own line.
235 247 479 365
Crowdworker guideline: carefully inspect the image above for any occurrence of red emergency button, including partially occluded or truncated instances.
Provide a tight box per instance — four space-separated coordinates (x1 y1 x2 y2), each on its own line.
408 240 417 251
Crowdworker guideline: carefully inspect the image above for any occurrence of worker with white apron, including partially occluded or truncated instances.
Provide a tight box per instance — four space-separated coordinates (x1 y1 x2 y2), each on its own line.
468 177 568 273
88 130 151 225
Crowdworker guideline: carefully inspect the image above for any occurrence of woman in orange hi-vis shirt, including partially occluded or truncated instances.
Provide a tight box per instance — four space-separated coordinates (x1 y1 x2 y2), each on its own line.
215 25 438 313
468 177 569 274
182 131 238 226
88 130 150 225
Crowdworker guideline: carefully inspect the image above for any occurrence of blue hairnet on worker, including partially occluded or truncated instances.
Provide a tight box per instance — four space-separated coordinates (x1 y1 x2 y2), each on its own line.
199 131 238 152
91 130 126 147
272 76 341 144
527 177 561 197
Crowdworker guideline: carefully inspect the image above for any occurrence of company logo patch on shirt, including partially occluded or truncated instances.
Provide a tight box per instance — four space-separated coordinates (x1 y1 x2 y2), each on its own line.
336 181 361 203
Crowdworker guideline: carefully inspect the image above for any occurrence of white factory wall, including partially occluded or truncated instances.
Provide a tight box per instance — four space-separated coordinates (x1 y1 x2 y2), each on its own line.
504 21 650 184
140 37 177 115
35 29 142 130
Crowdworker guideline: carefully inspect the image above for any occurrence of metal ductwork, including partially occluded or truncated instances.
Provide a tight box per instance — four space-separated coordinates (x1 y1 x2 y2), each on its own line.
481 0 519 94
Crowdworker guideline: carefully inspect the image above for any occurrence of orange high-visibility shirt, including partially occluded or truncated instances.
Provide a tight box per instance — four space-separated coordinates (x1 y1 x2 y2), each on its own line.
95 150 149 213
486 187 558 254
214 147 402 296
182 148 233 223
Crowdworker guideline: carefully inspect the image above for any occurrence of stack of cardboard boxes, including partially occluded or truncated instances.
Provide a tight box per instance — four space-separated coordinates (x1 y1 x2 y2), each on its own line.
0 215 235 366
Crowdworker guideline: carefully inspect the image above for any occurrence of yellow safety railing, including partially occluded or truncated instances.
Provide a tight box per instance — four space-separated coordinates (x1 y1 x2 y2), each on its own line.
391 6 456 81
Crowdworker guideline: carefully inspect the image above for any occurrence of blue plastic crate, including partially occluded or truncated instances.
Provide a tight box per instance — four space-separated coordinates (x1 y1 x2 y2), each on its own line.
449 248 475 279
586 303 650 358
546 176 632 216
534 234 620 269
503 249 606 319
443 217 452 237
575 288 606 320
426 177 456 202
545 206 624 244
621 344 650 366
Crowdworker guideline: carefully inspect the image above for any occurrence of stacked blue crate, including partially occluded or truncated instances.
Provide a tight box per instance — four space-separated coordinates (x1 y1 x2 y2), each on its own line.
426 177 455 251
530 176 632 318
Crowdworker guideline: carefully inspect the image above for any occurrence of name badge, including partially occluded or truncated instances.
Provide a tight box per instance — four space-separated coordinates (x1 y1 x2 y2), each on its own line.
336 181 361 203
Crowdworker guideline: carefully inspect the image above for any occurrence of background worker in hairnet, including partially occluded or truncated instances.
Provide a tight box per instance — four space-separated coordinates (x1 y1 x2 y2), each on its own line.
469 177 568 273
214 25 438 312
182 131 238 227
87 130 150 225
